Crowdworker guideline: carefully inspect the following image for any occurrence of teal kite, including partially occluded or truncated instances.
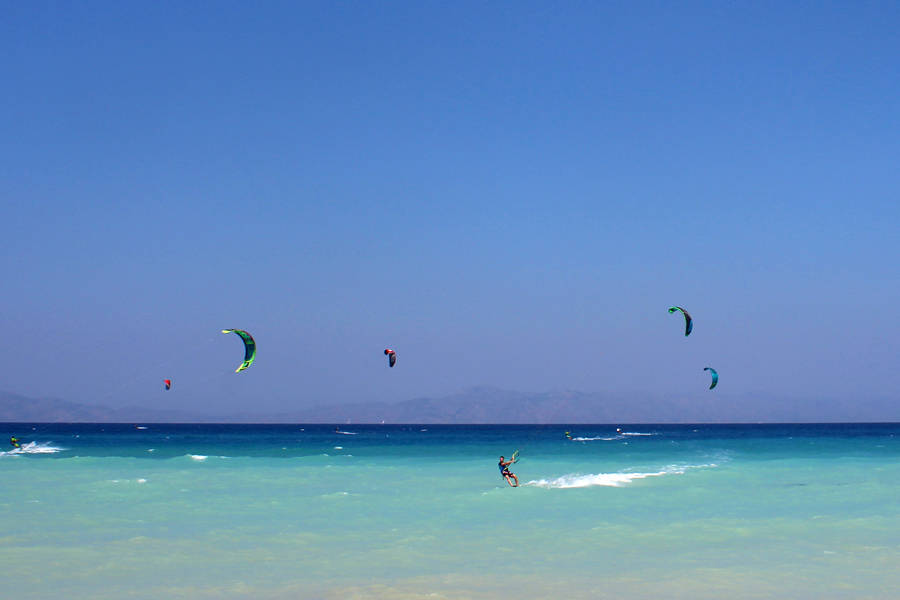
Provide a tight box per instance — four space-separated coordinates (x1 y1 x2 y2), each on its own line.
704 367 718 390
221 329 256 372
668 306 693 336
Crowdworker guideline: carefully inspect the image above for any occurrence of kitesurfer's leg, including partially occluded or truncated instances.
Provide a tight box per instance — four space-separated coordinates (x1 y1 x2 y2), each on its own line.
510 473 519 486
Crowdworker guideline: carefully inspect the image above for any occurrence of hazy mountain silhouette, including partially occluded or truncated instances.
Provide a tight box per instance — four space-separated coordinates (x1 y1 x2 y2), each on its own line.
277 386 894 423
3 387 894 423
0 391 208 423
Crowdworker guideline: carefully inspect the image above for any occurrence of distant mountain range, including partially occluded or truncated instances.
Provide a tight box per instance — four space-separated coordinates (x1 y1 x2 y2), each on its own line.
0 391 209 423
1 387 895 423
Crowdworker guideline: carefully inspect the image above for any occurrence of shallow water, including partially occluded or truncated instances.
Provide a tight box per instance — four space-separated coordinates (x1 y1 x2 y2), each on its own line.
2 423 898 599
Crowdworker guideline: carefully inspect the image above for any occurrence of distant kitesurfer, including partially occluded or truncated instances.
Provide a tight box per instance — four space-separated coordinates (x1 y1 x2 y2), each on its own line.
498 455 519 487
10 436 20 449
565 431 574 441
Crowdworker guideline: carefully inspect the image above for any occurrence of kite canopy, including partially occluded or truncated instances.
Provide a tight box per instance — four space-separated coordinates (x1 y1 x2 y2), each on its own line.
384 348 396 368
668 306 693 336
222 329 256 372
164 379 171 390
704 367 718 390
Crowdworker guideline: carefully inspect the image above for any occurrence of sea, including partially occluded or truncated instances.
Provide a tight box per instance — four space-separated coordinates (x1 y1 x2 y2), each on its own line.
1 423 898 599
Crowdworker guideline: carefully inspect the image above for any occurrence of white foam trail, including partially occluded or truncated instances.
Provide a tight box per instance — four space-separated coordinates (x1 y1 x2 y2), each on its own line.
2 441 64 456
189 454 208 461
621 432 655 436
526 463 716 489
572 436 620 441
336 431 357 435
135 426 148 430
334 446 343 450
526 471 670 488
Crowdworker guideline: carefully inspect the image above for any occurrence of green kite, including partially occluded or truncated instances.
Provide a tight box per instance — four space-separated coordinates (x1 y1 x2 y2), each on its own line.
221 329 256 372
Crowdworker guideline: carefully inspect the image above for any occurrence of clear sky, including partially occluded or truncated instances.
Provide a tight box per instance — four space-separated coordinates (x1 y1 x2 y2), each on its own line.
2 1 898 417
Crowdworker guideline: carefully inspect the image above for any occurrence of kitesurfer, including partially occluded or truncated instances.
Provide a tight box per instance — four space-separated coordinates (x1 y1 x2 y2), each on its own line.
10 436 20 449
565 431 574 441
498 455 519 487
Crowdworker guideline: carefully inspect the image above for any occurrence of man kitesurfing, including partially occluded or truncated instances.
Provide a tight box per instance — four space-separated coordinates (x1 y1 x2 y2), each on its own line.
498 451 519 487
10 436 20 449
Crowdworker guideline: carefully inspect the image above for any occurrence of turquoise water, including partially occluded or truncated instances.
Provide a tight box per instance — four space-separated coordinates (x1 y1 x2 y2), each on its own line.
2 424 898 599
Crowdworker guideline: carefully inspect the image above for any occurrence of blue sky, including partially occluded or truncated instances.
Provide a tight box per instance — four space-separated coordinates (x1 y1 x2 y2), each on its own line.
2 1 898 416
